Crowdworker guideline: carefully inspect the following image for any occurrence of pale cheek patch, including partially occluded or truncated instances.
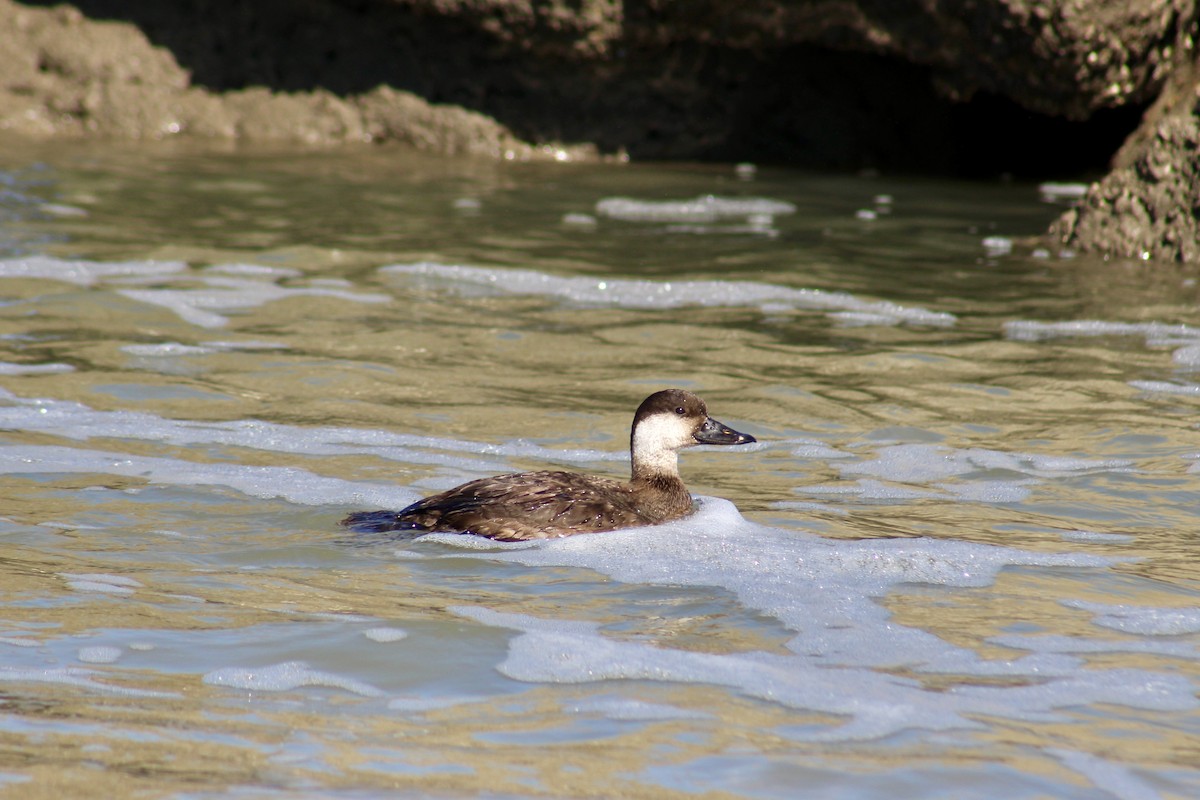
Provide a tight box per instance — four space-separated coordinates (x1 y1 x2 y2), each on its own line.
631 413 696 474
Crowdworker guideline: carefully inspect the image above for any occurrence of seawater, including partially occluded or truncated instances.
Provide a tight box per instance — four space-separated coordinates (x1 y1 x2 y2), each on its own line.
0 138 1198 799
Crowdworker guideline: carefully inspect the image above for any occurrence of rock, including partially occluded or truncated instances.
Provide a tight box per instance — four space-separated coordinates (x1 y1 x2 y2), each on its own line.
1047 48 1200 262
0 0 573 158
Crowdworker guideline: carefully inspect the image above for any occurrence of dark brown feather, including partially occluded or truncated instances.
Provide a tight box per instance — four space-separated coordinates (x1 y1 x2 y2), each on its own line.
381 470 692 541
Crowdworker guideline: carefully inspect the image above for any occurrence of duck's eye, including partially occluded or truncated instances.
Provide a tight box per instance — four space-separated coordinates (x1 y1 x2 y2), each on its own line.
674 406 686 415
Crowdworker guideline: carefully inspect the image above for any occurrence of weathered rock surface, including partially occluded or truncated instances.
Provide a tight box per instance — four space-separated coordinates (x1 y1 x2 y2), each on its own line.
1047 47 1200 262
1 0 1198 259
0 0 584 159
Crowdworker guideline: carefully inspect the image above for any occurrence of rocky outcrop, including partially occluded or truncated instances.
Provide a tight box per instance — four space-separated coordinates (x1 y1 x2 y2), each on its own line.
0 1 586 159
1 0 1198 258
1047 49 1200 262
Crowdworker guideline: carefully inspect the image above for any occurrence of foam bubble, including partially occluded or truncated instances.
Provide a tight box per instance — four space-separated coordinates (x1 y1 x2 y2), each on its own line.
561 213 597 227
39 203 88 218
205 263 301 279
60 573 142 595
1172 344 1200 369
791 443 853 460
201 340 289 351
121 343 216 357
0 256 390 328
595 195 795 223
0 256 185 286
796 443 1130 506
0 637 41 648
5 444 413 509
838 443 1133 483
0 666 178 698
78 646 122 664
0 362 73 375
982 236 1013 256
202 661 385 697
568 696 713 721
1063 600 1200 636
382 263 956 328
363 627 409 643
1058 530 1134 543
119 276 389 329
1039 182 1090 202
990 633 1199 660
1129 380 1200 395
1005 320 1200 347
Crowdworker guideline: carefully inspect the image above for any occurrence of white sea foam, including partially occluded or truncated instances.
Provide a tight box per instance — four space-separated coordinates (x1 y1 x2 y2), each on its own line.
1038 182 1090 203
0 666 178 698
382 262 956 328
1129 380 1200 395
39 203 88 218
4 444 411 509
362 627 409 643
982 236 1013 256
419 498 1200 741
1171 343 1200 369
1004 320 1200 347
840 443 1133 482
121 343 217 357
206 263 301 279
595 195 796 223
119 276 389 328
790 442 853 460
0 637 40 648
201 340 289 351
0 386 620 476
1007 315 1200 384
0 256 388 329
203 661 385 697
0 361 73 375
990 633 1199 660
561 213 597 227
60 573 142 595
0 256 186 285
568 696 713 721
795 443 1132 506
1063 600 1200 636
78 646 123 664
1058 530 1134 543
121 340 289 358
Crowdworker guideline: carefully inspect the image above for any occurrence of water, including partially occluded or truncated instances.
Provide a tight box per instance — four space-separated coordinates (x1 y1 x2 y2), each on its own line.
1 136 1198 799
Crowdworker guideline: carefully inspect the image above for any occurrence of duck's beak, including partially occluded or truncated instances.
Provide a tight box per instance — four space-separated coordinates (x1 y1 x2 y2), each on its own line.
693 417 756 446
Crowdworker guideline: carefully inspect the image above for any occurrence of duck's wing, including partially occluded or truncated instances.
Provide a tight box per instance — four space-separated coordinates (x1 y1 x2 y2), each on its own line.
395 471 651 540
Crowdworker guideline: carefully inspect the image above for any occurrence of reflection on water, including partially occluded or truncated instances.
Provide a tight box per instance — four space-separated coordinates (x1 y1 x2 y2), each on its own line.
1 136 1199 798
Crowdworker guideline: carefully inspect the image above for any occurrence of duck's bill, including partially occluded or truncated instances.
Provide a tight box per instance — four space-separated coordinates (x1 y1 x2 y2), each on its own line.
693 417 756 446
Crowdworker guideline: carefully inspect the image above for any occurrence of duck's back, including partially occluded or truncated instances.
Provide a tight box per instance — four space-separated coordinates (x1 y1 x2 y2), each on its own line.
345 470 687 541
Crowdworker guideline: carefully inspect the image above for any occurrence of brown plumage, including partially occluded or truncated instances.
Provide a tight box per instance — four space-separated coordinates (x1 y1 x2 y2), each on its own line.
341 389 756 541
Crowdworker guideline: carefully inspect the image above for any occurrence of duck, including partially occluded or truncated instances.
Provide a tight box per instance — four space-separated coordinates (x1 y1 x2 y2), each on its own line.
341 388 756 541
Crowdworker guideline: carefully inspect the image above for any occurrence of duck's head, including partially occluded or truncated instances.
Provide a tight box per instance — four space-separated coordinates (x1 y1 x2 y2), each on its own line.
630 389 755 477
